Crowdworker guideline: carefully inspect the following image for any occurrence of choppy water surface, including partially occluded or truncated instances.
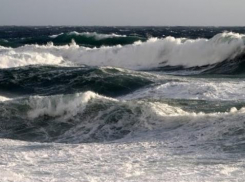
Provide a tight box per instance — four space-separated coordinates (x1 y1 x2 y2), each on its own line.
1 26 245 181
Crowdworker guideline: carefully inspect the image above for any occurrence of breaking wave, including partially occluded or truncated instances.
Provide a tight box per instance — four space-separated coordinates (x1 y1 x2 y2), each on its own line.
0 32 245 74
0 91 245 146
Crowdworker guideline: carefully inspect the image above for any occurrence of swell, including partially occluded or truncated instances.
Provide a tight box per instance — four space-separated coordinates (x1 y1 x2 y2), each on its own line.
0 66 153 97
0 91 245 151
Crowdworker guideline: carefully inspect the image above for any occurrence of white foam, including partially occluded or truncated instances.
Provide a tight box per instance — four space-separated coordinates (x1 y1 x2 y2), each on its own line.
0 44 74 68
27 91 115 119
49 33 64 38
0 95 10 102
1 32 244 69
67 32 245 69
122 79 245 101
2 137 245 182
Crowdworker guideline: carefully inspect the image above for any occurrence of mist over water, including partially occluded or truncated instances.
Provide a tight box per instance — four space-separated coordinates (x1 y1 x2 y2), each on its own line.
1 26 245 181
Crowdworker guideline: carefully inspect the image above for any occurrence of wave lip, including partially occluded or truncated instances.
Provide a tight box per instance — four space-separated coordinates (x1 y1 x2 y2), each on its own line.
27 91 105 119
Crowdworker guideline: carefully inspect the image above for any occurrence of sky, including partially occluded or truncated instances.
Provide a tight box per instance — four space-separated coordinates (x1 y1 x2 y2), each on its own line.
0 0 244 26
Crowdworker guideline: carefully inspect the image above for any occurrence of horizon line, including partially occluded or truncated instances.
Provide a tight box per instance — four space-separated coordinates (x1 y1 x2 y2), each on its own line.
1 25 245 27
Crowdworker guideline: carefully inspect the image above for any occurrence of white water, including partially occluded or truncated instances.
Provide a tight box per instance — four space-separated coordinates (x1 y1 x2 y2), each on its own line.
0 95 10 102
1 88 245 181
2 102 245 181
122 78 245 101
0 48 70 68
1 138 245 182
0 32 244 69
27 91 115 119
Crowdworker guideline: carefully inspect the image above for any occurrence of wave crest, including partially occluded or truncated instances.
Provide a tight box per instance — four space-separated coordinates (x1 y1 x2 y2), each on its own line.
50 31 127 40
27 91 114 119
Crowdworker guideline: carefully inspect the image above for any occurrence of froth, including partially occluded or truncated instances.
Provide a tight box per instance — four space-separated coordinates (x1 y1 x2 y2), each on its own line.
0 95 10 102
27 91 115 119
122 80 245 101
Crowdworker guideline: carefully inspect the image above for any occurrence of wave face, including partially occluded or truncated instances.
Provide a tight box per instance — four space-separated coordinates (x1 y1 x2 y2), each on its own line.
1 27 245 181
0 66 152 97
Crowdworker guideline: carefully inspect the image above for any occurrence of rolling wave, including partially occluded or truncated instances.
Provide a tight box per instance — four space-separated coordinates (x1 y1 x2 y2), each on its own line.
0 32 244 74
0 91 245 146
0 66 153 97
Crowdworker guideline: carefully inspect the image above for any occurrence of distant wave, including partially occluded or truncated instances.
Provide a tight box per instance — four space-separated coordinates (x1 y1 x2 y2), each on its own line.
0 32 145 48
48 31 145 47
50 31 127 39
0 32 245 74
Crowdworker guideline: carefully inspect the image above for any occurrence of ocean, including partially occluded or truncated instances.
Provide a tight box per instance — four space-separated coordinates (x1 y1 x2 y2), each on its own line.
1 26 245 181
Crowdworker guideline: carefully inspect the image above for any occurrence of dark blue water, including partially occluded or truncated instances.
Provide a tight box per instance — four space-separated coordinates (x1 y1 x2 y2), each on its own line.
1 26 245 47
